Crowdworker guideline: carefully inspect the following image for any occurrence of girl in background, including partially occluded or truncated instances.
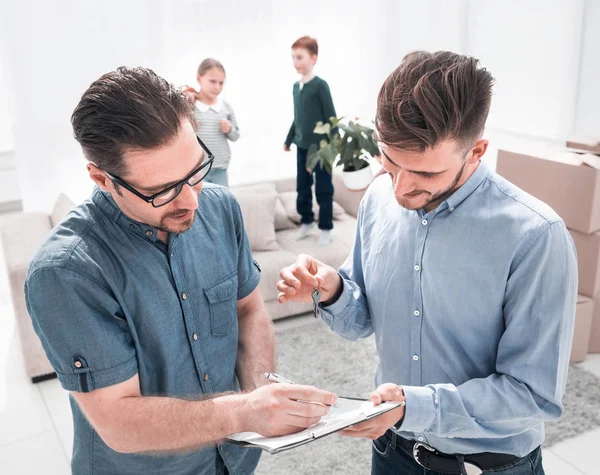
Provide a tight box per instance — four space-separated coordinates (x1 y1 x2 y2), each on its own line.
183 59 239 187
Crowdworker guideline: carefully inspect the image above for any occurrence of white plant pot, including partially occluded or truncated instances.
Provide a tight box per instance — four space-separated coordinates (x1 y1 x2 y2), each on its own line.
342 165 373 191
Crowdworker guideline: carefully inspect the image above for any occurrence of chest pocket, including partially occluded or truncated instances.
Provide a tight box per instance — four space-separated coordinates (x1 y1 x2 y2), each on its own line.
204 274 237 336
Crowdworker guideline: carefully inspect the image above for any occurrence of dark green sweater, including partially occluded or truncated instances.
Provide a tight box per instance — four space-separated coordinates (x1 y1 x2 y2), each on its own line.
285 76 337 150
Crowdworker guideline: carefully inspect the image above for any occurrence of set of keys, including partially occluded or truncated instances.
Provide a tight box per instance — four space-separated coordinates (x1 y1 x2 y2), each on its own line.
311 288 322 319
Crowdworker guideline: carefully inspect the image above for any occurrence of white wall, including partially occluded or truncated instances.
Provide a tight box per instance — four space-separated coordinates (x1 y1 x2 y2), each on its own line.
0 0 167 211
0 0 598 212
0 60 13 154
573 0 600 137
466 0 585 141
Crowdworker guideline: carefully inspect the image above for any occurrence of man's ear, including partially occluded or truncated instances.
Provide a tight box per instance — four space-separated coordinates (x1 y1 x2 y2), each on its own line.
468 139 488 164
87 163 112 193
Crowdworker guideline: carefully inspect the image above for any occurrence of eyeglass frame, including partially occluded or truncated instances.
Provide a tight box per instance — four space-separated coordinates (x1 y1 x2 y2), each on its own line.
104 135 215 208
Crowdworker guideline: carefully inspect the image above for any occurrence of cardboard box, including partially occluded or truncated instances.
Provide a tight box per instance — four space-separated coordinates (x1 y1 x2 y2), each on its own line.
496 150 600 234
588 293 600 354
571 295 594 362
567 140 600 154
569 230 600 297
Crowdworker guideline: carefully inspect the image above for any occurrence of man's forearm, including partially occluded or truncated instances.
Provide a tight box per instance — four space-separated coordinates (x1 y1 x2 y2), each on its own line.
236 307 276 390
103 392 248 454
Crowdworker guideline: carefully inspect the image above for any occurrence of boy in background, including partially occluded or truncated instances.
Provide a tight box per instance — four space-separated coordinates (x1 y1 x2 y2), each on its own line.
284 36 336 246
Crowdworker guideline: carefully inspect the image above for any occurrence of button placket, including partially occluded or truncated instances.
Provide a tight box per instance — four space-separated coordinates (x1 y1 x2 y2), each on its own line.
169 244 213 393
411 214 431 386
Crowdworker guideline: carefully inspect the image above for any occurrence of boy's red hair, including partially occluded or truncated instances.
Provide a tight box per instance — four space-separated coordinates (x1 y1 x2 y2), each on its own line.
292 36 318 56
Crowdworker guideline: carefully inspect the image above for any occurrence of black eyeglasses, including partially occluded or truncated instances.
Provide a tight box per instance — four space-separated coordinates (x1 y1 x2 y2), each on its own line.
105 136 215 208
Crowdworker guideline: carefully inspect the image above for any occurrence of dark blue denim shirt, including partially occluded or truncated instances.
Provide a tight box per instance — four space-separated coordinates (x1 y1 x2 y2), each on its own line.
25 184 261 474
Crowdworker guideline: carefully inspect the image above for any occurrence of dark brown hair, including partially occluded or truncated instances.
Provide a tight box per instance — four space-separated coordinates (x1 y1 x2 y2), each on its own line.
71 66 194 176
375 51 495 152
197 58 226 77
292 36 318 56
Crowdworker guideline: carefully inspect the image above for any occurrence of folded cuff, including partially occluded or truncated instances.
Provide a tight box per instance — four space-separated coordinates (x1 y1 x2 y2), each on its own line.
319 278 352 324
396 385 437 434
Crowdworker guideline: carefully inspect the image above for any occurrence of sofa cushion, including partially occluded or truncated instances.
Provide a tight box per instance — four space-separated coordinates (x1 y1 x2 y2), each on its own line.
0 212 52 271
230 184 280 251
253 249 298 302
274 177 297 194
276 218 356 271
279 191 346 224
51 193 76 228
275 198 297 231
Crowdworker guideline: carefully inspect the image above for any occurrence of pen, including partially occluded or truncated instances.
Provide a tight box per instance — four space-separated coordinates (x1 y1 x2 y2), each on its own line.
264 372 297 385
264 372 339 407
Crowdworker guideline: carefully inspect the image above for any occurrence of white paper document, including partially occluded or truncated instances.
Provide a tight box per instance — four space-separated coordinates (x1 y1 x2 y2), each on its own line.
226 397 403 454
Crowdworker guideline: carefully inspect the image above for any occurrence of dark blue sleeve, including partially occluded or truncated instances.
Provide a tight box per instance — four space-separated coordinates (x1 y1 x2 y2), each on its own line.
24 266 138 392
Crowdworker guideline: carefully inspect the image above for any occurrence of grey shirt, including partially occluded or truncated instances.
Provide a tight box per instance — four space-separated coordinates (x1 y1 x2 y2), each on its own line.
193 98 240 169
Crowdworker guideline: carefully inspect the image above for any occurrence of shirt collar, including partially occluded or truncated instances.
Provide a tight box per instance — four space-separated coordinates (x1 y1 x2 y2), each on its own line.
443 161 491 212
91 187 163 243
195 97 223 113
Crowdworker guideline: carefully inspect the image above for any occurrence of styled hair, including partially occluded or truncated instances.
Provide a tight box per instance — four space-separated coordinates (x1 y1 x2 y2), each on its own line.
197 58 226 77
292 36 318 56
375 51 495 152
71 66 194 176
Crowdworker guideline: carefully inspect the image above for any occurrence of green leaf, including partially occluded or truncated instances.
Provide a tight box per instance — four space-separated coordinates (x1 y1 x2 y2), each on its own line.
339 135 358 167
313 122 331 135
306 144 320 172
325 144 338 163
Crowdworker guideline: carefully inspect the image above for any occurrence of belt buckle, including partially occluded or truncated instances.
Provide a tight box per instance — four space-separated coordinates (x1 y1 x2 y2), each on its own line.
413 442 483 475
412 442 435 468
462 462 483 475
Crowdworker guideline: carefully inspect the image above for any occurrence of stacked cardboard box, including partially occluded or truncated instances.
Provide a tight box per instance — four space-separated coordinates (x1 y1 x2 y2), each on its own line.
496 148 600 362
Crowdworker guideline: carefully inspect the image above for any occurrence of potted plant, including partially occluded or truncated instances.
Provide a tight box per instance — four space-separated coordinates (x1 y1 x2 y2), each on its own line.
306 117 380 190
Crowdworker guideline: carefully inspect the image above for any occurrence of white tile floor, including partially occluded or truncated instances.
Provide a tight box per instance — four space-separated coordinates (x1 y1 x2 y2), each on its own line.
1 294 600 473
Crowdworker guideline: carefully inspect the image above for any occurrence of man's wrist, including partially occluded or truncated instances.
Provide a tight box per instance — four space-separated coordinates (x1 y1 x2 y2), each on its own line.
393 385 406 429
216 393 248 434
321 273 344 307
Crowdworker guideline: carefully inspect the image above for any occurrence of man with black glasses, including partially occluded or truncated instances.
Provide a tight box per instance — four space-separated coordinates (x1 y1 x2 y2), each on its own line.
24 67 336 475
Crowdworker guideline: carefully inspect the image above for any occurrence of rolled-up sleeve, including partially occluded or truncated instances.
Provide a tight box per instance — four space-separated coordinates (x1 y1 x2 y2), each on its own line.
25 266 138 392
230 197 260 300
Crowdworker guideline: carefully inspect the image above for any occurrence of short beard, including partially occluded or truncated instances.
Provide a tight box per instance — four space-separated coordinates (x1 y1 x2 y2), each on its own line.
158 211 196 234
419 159 467 211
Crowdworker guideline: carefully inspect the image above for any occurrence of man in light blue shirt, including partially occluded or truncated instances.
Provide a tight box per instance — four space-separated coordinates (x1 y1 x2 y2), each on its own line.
277 51 577 474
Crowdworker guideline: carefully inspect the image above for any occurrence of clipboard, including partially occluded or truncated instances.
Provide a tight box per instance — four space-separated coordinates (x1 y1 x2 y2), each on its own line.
225 396 403 454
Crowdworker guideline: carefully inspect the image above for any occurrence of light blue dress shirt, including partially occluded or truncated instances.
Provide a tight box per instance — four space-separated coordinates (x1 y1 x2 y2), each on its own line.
320 162 578 457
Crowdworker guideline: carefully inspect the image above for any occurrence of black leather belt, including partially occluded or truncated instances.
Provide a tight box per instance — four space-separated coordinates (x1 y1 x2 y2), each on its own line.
393 433 523 474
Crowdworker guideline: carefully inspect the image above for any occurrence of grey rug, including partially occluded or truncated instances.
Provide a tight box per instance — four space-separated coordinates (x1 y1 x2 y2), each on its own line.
255 317 600 475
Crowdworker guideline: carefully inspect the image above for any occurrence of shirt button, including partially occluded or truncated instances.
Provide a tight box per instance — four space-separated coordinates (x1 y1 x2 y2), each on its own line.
413 354 419 361
204 374 209 381
145 230 153 236
414 310 420 316
74 360 82 368
129 224 135 230
421 219 428 226
418 436 424 441
193 333 198 341
181 292 188 300
414 265 420 271
450 207 455 212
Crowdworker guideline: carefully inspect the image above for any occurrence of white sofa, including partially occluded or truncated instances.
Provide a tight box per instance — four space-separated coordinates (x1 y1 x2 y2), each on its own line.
1 173 366 382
